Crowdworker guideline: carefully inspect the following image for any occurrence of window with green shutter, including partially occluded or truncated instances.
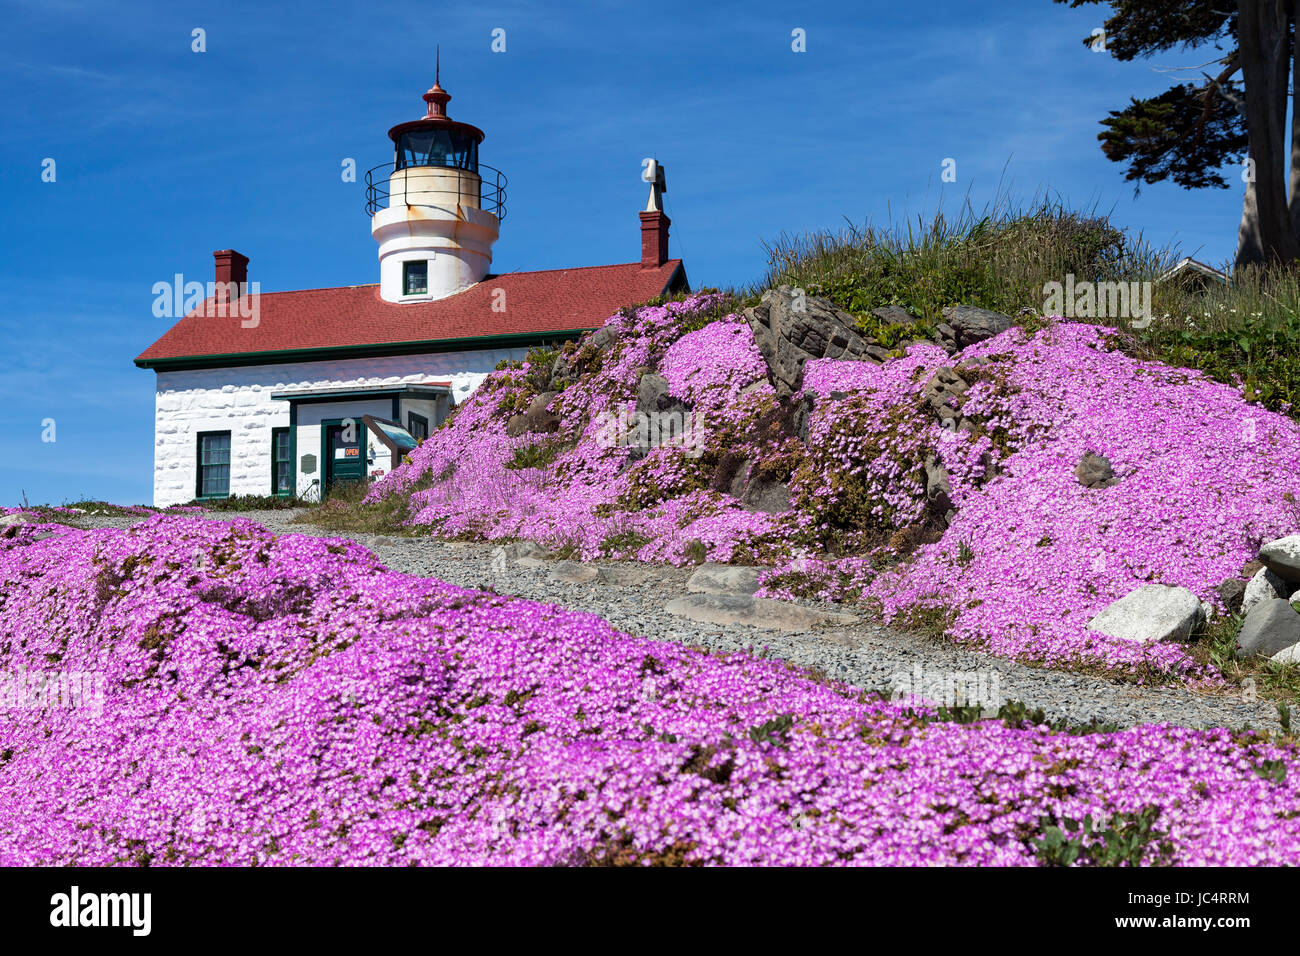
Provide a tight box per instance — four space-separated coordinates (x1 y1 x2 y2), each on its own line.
197 431 231 498
272 427 292 496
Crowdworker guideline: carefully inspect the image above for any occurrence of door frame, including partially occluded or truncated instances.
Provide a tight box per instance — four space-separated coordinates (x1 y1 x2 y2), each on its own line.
319 417 367 496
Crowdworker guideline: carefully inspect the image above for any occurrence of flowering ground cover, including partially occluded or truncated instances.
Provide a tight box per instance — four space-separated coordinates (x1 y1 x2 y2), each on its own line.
771 324 1300 681
371 295 786 564
3 515 1300 865
365 296 1300 684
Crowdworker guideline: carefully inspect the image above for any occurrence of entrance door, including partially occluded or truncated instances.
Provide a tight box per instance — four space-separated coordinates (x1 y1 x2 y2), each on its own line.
324 420 366 495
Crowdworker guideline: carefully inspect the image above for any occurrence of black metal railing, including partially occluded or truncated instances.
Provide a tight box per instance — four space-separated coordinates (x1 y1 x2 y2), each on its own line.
365 161 507 220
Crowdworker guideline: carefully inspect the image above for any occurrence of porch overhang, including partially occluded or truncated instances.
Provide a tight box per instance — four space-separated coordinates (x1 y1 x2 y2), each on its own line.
269 383 453 404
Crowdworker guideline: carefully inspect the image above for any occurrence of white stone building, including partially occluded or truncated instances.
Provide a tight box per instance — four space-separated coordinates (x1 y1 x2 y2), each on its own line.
136 72 686 507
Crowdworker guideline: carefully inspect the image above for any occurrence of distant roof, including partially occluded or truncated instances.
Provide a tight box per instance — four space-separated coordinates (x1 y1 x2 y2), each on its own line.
1156 257 1231 285
136 259 686 370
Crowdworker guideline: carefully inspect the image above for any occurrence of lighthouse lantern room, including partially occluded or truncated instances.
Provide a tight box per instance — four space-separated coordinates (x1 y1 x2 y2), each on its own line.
366 62 507 303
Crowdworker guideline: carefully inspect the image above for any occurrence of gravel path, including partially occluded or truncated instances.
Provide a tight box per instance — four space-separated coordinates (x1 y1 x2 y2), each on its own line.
69 508 1283 732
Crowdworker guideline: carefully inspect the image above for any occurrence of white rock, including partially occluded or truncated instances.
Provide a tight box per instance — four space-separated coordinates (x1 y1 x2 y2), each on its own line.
1086 584 1202 644
1271 643 1300 665
1260 534 1300 584
1243 567 1292 617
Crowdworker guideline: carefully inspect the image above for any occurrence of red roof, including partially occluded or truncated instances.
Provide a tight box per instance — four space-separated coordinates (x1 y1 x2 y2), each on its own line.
136 259 685 368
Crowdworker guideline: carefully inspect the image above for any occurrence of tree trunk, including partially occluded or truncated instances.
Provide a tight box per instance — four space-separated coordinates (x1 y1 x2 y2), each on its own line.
1239 175 1265 266
1237 0 1300 264
1289 4 1300 233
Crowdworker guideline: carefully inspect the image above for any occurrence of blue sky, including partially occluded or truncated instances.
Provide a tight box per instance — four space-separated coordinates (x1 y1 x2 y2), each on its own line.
0 0 1245 505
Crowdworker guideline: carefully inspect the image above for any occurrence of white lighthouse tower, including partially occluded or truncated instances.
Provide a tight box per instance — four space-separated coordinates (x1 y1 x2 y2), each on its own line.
367 63 506 302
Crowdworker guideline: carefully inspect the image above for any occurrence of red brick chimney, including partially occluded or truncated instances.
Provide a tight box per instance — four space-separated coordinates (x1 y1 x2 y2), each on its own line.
213 249 249 302
639 211 670 269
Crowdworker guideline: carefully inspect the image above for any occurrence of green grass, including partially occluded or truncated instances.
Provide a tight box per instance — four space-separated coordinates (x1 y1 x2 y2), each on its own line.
759 193 1300 417
187 494 304 512
9 501 155 526
1125 266 1300 413
290 480 427 535
598 528 651 558
1188 611 1300 709
760 195 1130 324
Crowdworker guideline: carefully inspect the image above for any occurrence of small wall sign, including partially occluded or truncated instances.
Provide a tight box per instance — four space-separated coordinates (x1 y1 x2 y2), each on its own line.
301 454 317 474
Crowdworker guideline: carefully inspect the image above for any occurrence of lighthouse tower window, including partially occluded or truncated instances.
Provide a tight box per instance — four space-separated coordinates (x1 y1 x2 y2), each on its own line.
403 260 428 296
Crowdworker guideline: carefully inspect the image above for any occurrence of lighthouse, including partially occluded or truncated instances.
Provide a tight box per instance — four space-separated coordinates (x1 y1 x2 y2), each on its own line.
367 64 506 302
139 62 689 509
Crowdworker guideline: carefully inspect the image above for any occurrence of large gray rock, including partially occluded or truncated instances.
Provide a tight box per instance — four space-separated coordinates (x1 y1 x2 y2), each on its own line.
598 565 660 586
790 393 815 443
939 305 1015 350
633 373 691 426
726 459 752 499
1217 578 1247 615
1242 567 1292 617
686 564 761 596
742 479 791 515
635 373 672 412
1237 599 1300 659
513 390 560 434
727 459 792 514
871 305 919 326
0 514 32 528
1259 535 1300 585
1075 452 1119 489
744 286 880 398
547 354 572 390
922 367 969 426
515 539 549 559
665 594 858 630
923 456 953 517
587 326 617 353
526 391 558 415
490 540 550 565
547 561 601 585
1086 584 1202 644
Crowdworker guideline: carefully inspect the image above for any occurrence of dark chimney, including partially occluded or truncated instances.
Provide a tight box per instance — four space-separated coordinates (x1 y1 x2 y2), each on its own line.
213 249 249 302
639 211 670 269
